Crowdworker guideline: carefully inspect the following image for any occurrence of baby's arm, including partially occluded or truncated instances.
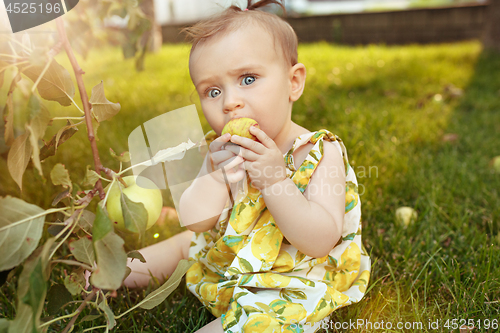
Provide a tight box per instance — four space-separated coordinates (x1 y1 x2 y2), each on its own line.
178 134 244 232
262 141 345 258
228 127 345 258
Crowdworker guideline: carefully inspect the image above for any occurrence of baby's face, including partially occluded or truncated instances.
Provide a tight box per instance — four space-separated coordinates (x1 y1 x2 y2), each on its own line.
189 24 294 140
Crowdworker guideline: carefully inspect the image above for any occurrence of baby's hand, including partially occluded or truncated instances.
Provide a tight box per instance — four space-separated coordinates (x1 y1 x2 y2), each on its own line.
226 126 287 190
207 133 245 184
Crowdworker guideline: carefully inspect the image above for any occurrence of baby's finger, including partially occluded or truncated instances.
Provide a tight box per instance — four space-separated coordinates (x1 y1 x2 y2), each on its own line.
224 145 259 161
224 166 246 183
209 133 231 152
248 126 276 150
210 150 237 166
220 155 244 171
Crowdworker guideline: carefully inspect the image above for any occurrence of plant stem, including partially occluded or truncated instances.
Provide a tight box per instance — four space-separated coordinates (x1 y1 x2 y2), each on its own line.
101 166 127 187
100 177 116 209
52 116 85 120
31 56 53 94
55 17 106 200
49 209 85 259
39 310 80 328
82 325 109 332
0 206 72 232
51 260 93 271
60 288 98 333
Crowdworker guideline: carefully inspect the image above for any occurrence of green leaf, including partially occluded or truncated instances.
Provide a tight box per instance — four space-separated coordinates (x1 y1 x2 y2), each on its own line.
27 95 50 140
109 148 131 162
98 298 116 330
46 284 73 316
7 132 32 190
3 93 14 146
255 302 277 318
80 314 102 323
50 163 72 191
92 204 113 242
0 196 44 271
233 291 248 301
288 290 308 300
238 256 253 273
51 189 70 206
89 81 121 122
27 125 45 181
64 268 86 296
127 250 146 263
21 258 45 310
90 232 127 291
120 192 148 234
39 121 78 161
242 305 260 315
227 267 242 276
19 59 75 107
9 237 55 333
78 210 95 233
138 259 193 310
82 165 100 188
69 237 94 266
294 276 316 288
240 274 253 286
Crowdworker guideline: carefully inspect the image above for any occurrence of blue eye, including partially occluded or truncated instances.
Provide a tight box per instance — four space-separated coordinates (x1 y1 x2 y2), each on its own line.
208 89 221 98
242 75 256 85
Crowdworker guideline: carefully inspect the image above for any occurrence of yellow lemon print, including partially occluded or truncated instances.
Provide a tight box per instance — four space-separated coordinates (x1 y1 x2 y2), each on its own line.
269 299 308 323
345 181 359 213
339 243 361 271
325 243 361 291
212 287 235 317
305 298 333 324
272 251 294 273
207 238 237 268
325 283 350 306
295 251 306 266
256 272 292 288
251 224 283 263
186 262 203 285
199 282 218 303
243 313 279 333
352 270 370 294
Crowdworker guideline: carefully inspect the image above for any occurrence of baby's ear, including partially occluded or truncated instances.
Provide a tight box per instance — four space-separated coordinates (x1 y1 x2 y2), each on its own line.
289 63 307 102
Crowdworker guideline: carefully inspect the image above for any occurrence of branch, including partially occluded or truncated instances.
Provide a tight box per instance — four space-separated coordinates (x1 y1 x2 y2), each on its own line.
100 166 128 188
55 17 106 200
61 288 98 333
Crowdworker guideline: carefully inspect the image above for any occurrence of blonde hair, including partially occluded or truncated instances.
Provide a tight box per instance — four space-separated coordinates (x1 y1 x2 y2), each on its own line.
181 0 298 68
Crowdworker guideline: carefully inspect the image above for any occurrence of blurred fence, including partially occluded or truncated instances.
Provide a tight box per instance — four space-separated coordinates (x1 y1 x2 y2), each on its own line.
162 2 488 45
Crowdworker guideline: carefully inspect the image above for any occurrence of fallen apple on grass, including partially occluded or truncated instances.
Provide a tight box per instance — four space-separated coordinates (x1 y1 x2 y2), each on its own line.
490 156 500 173
105 175 163 232
395 206 418 227
222 117 260 141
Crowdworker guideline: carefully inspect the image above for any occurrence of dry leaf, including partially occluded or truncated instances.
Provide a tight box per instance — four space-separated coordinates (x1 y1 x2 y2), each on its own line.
7 132 32 190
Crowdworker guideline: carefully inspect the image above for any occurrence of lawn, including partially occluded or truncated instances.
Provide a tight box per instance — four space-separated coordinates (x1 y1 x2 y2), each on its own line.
1 40 499 332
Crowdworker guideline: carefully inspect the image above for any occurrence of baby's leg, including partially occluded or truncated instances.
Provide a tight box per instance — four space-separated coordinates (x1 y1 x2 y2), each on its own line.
123 230 194 288
194 317 224 333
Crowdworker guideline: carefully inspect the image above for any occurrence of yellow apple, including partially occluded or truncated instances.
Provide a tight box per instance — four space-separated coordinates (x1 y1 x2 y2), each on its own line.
221 118 260 141
105 176 163 232
395 206 417 227
491 156 500 173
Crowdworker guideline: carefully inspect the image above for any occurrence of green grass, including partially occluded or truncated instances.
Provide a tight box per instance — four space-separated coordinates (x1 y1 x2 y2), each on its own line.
1 40 499 332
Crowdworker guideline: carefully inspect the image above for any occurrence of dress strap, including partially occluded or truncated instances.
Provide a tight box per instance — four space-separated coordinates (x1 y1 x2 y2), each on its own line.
287 130 341 193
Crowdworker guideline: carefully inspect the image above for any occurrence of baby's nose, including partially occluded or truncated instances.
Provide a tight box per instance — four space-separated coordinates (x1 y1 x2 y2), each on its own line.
223 90 244 112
